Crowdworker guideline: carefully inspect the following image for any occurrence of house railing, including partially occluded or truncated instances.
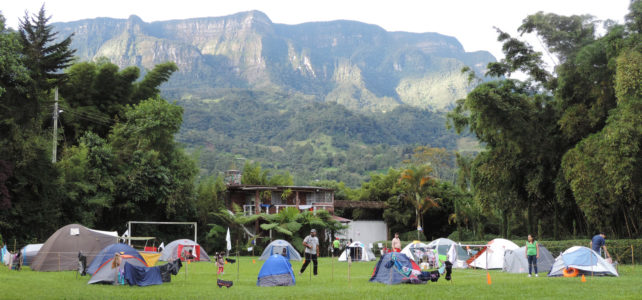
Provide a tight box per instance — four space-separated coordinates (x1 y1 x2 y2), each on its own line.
243 205 255 215
244 203 333 215
274 204 332 214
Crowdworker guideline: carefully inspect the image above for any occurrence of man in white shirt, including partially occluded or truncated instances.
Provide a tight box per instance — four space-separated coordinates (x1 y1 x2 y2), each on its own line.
300 229 320 275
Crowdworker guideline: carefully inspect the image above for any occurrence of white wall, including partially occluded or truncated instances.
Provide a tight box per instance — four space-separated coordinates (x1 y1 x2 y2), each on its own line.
337 220 387 247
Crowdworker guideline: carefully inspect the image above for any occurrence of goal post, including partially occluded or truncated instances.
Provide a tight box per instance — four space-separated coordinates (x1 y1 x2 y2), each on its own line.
127 221 197 246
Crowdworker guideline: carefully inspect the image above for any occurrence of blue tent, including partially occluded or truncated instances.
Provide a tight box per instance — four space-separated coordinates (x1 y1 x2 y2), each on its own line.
87 243 146 275
257 254 295 286
369 253 422 285
260 240 302 261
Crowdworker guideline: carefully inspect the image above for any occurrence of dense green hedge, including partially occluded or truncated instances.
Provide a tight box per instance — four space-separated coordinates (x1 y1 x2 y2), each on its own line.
375 239 642 264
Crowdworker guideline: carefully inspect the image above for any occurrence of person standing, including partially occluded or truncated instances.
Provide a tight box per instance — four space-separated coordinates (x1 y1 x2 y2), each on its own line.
590 233 611 259
391 233 401 252
525 234 540 277
111 253 124 285
216 252 225 275
332 237 341 257
300 229 319 275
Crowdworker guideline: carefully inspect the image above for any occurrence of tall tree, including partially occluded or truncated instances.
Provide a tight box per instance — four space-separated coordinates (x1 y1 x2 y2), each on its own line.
398 165 439 239
60 61 178 144
0 13 28 210
0 9 72 244
562 49 642 237
18 5 74 122
449 2 642 239
19 5 75 90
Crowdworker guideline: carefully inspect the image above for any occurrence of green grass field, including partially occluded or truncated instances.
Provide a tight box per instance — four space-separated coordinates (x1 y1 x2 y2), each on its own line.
1 257 640 299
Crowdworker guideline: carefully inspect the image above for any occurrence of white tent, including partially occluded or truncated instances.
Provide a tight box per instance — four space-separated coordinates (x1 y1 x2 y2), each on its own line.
428 238 469 268
503 245 555 273
259 239 302 261
427 238 455 249
467 238 519 269
159 239 210 262
548 246 618 277
338 241 376 262
400 241 430 262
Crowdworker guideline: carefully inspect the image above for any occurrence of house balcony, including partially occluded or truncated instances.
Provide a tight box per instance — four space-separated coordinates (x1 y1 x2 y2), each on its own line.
243 203 333 215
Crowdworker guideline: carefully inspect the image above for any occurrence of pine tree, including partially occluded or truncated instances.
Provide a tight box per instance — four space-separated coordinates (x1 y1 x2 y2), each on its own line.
19 5 75 92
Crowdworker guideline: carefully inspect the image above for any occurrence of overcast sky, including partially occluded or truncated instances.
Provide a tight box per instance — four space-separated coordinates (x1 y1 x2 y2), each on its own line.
1 0 632 61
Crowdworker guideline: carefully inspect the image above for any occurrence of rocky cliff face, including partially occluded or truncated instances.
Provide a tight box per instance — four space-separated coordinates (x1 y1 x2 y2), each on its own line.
54 11 495 111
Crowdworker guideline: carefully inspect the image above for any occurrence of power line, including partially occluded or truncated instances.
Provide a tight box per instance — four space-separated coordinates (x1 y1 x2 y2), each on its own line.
56 104 115 125
57 104 114 123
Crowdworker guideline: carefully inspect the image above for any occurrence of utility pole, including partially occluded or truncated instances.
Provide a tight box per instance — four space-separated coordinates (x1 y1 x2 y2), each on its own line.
52 87 59 163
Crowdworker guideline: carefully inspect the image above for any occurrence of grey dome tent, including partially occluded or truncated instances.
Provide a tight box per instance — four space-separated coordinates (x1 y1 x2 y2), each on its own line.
31 224 118 271
503 245 554 273
88 254 148 284
159 239 210 262
260 239 302 261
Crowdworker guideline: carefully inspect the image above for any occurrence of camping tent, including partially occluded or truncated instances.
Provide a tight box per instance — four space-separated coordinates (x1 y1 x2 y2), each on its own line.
503 245 555 273
338 241 376 262
260 239 302 261
30 224 118 271
400 241 430 262
467 238 519 269
159 239 210 262
88 254 148 284
548 246 618 277
87 243 146 275
427 238 470 268
369 253 422 285
139 251 162 266
257 254 296 286
20 244 43 266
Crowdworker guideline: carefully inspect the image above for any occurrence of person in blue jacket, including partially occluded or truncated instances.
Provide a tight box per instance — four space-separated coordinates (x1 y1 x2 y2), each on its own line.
590 233 611 259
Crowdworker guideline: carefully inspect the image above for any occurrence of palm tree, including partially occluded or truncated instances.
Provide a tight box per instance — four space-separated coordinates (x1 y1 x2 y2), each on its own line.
260 207 302 237
260 208 346 253
398 165 440 239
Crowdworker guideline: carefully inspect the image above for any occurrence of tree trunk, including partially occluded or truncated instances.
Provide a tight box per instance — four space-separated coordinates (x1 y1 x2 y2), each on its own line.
527 203 533 235
416 193 421 240
502 210 509 238
553 205 559 240
455 201 463 241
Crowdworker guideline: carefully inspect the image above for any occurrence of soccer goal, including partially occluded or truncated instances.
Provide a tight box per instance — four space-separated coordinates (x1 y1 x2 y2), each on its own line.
126 221 197 246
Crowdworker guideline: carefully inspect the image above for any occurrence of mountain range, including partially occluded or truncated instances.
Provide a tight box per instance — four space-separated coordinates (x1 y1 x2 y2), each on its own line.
53 10 495 111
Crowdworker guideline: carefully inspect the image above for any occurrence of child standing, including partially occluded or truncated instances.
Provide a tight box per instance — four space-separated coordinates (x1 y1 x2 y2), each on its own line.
216 252 225 275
